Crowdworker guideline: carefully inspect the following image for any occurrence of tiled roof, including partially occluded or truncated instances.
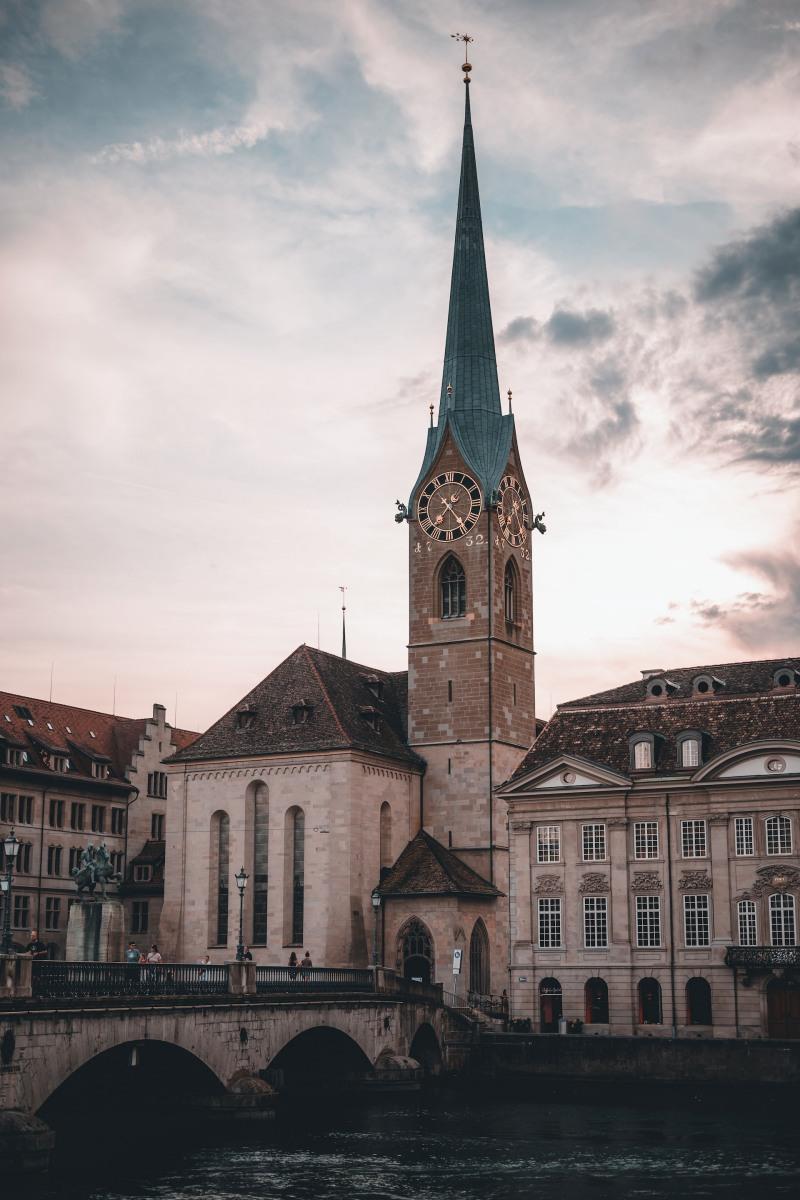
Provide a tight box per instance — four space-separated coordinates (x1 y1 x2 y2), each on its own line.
169 646 423 768
565 657 800 708
509 656 800 782
377 830 501 898
0 692 197 783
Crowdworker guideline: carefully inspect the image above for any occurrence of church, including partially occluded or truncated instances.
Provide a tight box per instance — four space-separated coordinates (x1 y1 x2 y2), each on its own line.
160 58 542 998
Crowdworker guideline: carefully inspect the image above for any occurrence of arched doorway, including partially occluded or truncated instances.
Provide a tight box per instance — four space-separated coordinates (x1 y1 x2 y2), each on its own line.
584 977 609 1024
469 919 490 997
638 977 662 1024
539 978 562 1032
767 977 800 1038
686 977 713 1025
399 918 434 984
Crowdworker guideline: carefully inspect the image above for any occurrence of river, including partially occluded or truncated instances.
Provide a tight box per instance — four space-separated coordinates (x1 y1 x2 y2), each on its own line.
21 1083 800 1200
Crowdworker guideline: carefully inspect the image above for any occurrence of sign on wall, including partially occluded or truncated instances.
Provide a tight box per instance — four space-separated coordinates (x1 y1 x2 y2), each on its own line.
452 948 463 975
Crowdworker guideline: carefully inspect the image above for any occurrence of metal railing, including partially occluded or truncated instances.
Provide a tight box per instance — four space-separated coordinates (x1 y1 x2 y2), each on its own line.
31 960 228 999
725 946 800 970
255 966 373 993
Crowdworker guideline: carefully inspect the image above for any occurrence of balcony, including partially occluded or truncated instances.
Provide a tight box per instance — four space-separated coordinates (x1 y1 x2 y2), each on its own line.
725 946 800 971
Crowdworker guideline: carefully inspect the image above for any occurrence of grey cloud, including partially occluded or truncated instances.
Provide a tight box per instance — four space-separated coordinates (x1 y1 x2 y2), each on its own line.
499 316 539 345
545 307 615 346
682 543 800 646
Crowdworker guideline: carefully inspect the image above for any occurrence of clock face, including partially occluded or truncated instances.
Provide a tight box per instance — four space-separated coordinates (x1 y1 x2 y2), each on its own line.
497 475 529 546
417 471 482 540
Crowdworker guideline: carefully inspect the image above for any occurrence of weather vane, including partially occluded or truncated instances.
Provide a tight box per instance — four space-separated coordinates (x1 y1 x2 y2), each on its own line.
450 32 474 83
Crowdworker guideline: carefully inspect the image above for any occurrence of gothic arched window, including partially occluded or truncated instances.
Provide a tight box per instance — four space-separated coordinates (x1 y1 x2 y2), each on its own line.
469 918 490 997
210 810 230 946
249 781 269 946
440 556 466 619
284 806 305 945
380 802 392 870
399 918 434 983
504 559 517 623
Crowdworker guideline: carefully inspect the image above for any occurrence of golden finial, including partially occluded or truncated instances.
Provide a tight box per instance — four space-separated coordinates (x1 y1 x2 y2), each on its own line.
451 32 474 83
429 403 434 427
446 381 453 406
507 388 513 412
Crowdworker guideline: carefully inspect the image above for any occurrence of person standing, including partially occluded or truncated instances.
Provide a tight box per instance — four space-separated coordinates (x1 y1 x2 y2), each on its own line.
300 950 313 980
24 930 47 959
287 951 298 980
125 942 140 990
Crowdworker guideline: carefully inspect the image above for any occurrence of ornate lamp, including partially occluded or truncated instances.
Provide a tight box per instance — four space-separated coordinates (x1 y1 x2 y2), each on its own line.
234 867 249 962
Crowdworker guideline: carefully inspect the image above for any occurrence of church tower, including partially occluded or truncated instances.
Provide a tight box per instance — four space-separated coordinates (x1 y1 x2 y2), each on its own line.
402 58 542 982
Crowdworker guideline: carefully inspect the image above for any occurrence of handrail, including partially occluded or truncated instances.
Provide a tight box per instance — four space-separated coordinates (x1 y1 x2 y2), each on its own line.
31 960 228 999
255 966 373 993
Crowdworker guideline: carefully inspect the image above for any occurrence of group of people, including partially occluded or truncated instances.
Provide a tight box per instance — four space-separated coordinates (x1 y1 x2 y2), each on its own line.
287 950 313 979
125 942 162 965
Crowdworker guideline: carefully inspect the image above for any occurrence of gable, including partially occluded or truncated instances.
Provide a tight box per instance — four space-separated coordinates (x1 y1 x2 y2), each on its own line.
698 742 800 781
499 753 629 795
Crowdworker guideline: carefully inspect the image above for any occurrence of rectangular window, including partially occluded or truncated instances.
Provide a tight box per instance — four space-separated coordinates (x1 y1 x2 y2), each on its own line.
111 851 124 875
15 843 32 874
69 847 82 874
110 807 126 836
681 738 700 768
132 901 149 934
582 823 606 862
151 813 165 840
634 820 659 860
51 755 69 773
735 817 754 856
634 740 652 769
49 799 64 828
583 897 608 948
147 771 168 799
70 802 85 832
536 825 561 863
4 747 23 767
770 895 796 947
12 894 30 929
766 816 792 856
45 896 61 930
133 864 152 882
47 845 62 876
538 898 562 948
683 894 711 947
17 795 33 824
738 900 757 946
91 761 107 780
0 792 15 822
681 819 707 858
91 805 105 834
636 895 661 947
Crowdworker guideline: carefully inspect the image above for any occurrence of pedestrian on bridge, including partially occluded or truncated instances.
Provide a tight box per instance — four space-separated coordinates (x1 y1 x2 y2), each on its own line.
288 951 298 980
300 950 313 980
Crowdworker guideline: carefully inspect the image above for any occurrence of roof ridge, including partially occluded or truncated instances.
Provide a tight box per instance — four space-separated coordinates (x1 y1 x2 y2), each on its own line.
305 644 404 679
0 691 144 724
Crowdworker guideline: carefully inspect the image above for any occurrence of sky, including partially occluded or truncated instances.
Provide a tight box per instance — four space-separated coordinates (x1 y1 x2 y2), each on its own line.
0 0 798 733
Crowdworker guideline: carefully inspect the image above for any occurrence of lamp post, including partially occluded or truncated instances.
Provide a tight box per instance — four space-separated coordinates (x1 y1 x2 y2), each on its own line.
234 866 249 962
1 828 20 955
371 889 382 966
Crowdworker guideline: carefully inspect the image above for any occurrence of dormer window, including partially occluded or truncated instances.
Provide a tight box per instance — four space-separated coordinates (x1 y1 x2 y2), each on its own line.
773 667 797 689
692 674 723 696
51 755 69 773
630 734 654 770
645 677 677 700
359 705 383 732
362 674 384 702
236 709 256 731
677 732 703 769
291 700 313 726
91 761 108 780
134 864 152 883
4 747 23 767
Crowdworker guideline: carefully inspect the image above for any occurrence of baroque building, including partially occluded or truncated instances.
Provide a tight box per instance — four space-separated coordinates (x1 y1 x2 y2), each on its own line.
162 65 543 996
499 659 800 1039
0 692 196 957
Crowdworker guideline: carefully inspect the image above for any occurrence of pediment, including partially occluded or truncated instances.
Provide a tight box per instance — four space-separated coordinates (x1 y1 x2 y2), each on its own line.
694 741 800 782
499 753 630 795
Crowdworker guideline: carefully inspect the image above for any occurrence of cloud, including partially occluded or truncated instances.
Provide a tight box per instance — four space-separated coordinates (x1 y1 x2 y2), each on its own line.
545 306 615 346
499 316 539 345
91 119 280 165
0 62 38 109
680 542 800 646
38 0 125 61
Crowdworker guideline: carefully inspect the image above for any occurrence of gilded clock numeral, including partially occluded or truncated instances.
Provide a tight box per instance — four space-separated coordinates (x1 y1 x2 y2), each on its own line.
416 470 482 541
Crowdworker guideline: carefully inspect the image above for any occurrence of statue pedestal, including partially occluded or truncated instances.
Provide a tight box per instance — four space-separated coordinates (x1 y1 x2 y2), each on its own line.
66 899 125 962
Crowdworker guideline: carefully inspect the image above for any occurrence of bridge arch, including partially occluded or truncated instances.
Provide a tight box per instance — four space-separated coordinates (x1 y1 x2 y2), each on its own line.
409 1022 442 1075
36 1037 225 1122
268 1026 373 1090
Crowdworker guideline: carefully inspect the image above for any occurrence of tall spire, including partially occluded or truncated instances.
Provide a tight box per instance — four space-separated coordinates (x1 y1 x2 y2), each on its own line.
438 63 502 421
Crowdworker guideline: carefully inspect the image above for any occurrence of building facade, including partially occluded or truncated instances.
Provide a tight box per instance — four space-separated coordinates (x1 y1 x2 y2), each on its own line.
0 693 196 957
499 659 800 1039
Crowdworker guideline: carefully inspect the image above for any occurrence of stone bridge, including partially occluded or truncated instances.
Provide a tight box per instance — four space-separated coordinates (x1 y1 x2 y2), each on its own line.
0 958 459 1167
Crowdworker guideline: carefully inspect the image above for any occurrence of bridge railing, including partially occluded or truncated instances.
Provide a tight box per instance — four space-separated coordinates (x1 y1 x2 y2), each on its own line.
255 966 373 993
30 960 228 1000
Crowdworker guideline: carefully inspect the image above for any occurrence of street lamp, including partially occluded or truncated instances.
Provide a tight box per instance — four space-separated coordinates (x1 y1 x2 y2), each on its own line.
1 829 20 955
371 889 382 966
234 867 249 962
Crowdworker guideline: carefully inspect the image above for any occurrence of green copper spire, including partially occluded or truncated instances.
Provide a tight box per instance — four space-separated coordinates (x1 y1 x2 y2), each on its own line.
438 79 502 421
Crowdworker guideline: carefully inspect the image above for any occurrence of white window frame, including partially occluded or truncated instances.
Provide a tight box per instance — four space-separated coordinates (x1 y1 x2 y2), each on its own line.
636 895 661 947
581 823 606 862
680 738 700 768
765 815 792 856
634 820 659 860
770 893 796 947
633 740 652 769
734 816 754 857
583 896 608 948
681 819 707 858
536 825 561 864
538 898 562 948
737 899 757 946
683 894 711 947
